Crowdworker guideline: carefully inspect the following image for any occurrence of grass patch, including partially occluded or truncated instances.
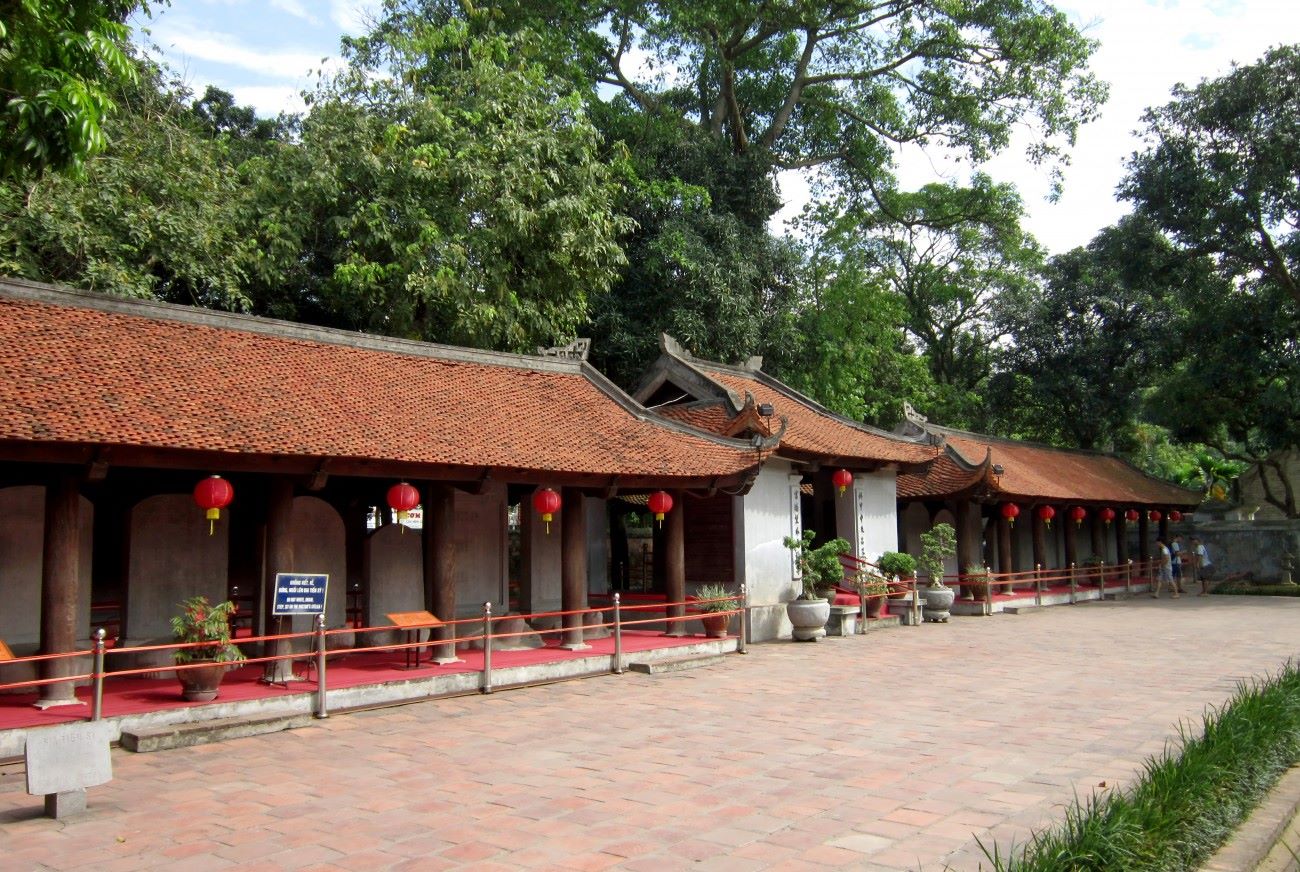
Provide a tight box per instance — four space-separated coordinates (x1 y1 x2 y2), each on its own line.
979 660 1300 871
1213 583 1300 597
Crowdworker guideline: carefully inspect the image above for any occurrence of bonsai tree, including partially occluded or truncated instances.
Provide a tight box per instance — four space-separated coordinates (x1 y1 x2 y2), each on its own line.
963 563 993 599
783 530 851 599
877 551 917 580
916 523 957 588
171 596 245 664
692 583 738 613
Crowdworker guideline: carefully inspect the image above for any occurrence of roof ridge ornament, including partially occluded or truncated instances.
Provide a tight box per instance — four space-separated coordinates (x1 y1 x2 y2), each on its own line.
903 400 928 426
536 338 591 361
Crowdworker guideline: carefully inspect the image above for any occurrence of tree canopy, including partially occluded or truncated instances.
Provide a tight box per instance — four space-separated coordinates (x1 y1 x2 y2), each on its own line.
0 1 142 178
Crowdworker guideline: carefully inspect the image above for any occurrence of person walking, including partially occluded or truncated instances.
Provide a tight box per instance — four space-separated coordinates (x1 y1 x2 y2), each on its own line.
1192 537 1212 595
1152 538 1177 598
1170 534 1185 594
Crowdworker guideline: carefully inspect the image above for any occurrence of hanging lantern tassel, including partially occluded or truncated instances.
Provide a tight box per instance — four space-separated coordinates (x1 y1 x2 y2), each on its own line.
1100 508 1116 527
193 475 235 537
532 488 562 536
1001 502 1020 528
832 469 853 497
1070 506 1087 528
647 491 674 528
1037 505 1055 530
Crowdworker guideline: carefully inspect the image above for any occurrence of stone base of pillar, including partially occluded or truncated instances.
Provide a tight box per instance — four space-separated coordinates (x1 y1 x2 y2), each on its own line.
559 641 591 651
434 655 463 665
32 697 86 710
260 664 304 685
661 630 687 638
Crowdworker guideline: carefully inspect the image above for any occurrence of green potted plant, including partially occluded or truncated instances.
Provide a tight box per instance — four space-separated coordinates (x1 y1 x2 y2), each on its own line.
782 530 851 640
963 564 993 601
854 572 890 618
916 523 957 622
877 551 918 599
171 595 245 702
692 583 738 637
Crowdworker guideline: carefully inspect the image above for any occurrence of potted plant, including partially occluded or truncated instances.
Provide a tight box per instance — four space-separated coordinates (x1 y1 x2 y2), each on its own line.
171 595 245 702
854 573 890 618
877 551 918 599
963 564 993 601
692 583 738 637
782 531 851 641
916 523 957 622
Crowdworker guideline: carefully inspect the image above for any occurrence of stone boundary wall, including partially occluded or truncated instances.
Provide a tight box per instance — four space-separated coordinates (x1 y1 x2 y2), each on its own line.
1179 519 1300 583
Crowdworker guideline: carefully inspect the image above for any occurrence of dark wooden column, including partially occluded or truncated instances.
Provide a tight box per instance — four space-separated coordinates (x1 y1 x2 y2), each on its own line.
1063 510 1078 569
38 472 83 707
1031 507 1047 574
1116 515 1129 565
996 512 1013 592
651 520 666 593
1138 511 1151 562
261 476 296 683
954 500 977 571
1158 513 1170 543
560 488 589 649
664 490 686 637
1090 514 1105 560
424 482 457 662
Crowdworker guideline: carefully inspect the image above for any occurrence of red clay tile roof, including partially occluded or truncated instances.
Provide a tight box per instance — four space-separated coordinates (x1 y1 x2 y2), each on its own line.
896 452 987 499
656 403 733 435
899 428 1198 507
0 283 760 483
703 369 934 466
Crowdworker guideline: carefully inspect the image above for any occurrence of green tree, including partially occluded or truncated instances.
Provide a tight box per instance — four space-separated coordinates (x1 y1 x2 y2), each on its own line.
247 21 631 351
481 0 1105 197
0 60 256 310
0 1 143 177
820 176 1042 428
1122 44 1300 514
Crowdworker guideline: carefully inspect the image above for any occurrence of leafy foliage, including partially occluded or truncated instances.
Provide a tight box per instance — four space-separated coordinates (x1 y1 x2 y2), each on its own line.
171 596 244 664
783 530 850 599
917 523 957 588
0 1 142 177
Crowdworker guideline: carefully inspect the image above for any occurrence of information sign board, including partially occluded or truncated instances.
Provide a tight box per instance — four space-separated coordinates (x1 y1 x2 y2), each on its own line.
272 573 329 616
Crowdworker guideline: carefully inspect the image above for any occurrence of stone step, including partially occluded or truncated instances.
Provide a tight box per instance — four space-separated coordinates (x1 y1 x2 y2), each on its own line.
627 654 728 675
120 713 313 753
860 615 901 632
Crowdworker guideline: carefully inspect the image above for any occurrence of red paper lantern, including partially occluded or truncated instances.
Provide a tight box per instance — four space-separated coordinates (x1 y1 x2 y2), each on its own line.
832 469 853 496
193 475 234 536
1099 507 1116 526
1037 505 1056 529
1000 502 1020 527
647 490 674 527
387 481 420 532
1149 509 1163 522
1169 510 1183 522
1125 509 1139 523
532 487 562 534
1069 506 1087 527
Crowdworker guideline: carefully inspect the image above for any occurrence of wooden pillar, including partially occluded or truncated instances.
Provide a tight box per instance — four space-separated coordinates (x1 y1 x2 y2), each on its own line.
1116 515 1129 565
996 512 1013 592
1031 507 1047 575
560 488 589 649
1158 513 1169 543
38 472 83 707
954 500 976 571
664 490 686 637
424 483 457 662
651 520 666 593
1089 513 1104 561
1063 511 1078 569
261 477 296 683
1138 511 1150 562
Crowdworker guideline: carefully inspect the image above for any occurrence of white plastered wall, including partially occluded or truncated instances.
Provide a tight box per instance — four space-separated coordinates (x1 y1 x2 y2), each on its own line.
836 470 899 562
734 459 802 641
0 486 93 653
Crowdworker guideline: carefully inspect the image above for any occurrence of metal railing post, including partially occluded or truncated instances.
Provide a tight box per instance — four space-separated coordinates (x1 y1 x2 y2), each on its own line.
314 614 328 719
91 628 106 722
1034 564 1043 607
1126 559 1133 596
738 583 748 654
912 578 920 626
613 593 624 674
481 602 493 694
1069 562 1077 604
984 574 993 616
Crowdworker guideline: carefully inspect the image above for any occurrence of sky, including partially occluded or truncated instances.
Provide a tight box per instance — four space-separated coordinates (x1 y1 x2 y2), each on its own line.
131 0 1300 255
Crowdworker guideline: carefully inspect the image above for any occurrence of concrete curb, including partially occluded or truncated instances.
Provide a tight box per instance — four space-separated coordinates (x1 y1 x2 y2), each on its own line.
1202 765 1300 871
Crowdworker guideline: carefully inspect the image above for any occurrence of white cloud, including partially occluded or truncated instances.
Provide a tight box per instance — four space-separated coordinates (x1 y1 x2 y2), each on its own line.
329 0 384 34
227 84 310 117
270 0 319 25
156 26 340 80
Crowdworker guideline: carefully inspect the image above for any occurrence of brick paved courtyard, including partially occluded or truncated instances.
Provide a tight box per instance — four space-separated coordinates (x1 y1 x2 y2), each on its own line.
2 595 1297 871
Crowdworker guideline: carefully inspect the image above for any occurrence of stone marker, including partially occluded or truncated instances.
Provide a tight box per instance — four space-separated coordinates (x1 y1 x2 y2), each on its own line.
25 721 113 819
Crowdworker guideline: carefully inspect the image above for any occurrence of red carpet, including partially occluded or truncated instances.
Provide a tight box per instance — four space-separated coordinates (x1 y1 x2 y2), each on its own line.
0 629 725 733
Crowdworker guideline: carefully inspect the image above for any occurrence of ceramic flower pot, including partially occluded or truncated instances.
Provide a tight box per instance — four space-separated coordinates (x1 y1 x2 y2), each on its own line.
177 662 228 702
700 613 731 637
921 586 956 623
786 598 830 641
